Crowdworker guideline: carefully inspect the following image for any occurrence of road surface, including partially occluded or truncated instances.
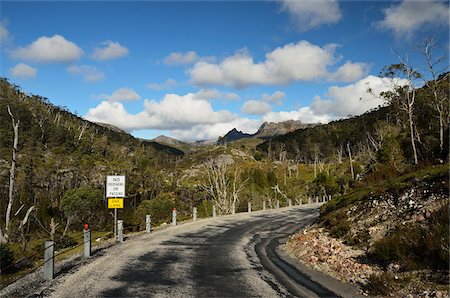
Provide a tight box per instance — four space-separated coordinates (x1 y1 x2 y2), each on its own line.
46 205 359 297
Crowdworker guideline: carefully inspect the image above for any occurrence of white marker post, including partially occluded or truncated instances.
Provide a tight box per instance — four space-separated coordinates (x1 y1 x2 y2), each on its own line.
106 175 125 242
172 208 177 226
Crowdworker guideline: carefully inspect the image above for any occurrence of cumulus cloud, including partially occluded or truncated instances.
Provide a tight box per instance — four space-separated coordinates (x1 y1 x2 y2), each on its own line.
329 61 371 82
146 79 178 90
84 92 237 133
67 65 105 82
310 75 408 118
12 35 83 63
93 87 141 102
169 118 261 141
91 41 129 61
280 0 341 31
193 88 240 101
9 63 38 79
263 107 332 124
241 100 272 115
189 41 369 88
261 91 286 105
0 20 10 43
85 76 405 141
377 0 449 37
163 51 216 66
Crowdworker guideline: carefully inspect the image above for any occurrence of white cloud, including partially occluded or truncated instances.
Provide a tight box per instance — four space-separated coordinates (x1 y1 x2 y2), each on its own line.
91 41 129 61
189 41 369 88
310 75 408 118
163 51 216 66
146 79 178 90
12 35 83 63
67 65 105 82
193 88 240 101
280 0 341 31
261 91 286 105
0 20 10 43
377 0 449 37
85 76 406 142
84 92 237 133
9 63 37 79
93 87 141 102
241 100 272 115
263 107 332 124
329 61 371 83
169 118 261 141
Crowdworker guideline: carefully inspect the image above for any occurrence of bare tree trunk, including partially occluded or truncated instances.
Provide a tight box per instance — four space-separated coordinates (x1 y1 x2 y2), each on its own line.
5 106 19 239
407 97 418 165
347 142 355 180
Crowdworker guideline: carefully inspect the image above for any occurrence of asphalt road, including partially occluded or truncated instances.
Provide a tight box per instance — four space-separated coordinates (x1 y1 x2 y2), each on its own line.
46 205 359 298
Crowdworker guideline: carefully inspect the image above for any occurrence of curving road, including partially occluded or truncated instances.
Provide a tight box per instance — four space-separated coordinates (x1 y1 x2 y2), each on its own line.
46 205 360 298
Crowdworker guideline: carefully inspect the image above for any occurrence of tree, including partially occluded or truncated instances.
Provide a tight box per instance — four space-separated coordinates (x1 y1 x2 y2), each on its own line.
420 38 449 157
379 57 422 165
133 192 176 227
60 186 102 235
200 160 247 215
1 106 20 243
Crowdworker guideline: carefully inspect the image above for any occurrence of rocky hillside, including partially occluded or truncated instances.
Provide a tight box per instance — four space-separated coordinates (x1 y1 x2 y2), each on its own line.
255 120 312 138
284 164 449 297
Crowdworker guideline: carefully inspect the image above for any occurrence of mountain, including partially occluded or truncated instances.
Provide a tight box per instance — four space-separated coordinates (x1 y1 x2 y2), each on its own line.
152 135 185 147
217 120 310 144
217 128 254 144
255 120 312 138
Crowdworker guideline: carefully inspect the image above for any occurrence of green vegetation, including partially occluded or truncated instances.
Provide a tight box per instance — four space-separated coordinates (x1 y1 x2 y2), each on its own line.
0 244 15 272
370 205 448 270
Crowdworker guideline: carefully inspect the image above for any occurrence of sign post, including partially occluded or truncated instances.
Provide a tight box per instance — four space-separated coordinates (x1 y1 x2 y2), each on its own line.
106 175 125 242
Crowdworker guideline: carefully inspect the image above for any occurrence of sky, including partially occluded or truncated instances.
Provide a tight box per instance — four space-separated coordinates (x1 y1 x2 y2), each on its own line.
1 0 449 141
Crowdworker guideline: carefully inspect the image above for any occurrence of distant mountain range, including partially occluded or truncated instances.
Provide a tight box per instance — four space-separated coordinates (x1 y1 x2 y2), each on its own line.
217 120 314 144
151 120 314 148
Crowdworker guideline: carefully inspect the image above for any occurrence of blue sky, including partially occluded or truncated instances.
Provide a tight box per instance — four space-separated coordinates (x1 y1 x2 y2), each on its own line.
1 0 449 141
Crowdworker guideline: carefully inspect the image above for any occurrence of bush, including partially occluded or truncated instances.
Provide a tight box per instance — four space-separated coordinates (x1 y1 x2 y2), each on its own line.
369 205 449 270
133 192 177 227
321 209 351 238
363 273 396 296
55 235 77 250
0 244 15 272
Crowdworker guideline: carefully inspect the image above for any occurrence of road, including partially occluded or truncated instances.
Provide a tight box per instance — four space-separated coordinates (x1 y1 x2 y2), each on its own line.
46 205 359 298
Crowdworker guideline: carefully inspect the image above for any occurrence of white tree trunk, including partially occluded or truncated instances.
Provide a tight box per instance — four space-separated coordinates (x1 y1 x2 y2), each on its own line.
5 106 19 238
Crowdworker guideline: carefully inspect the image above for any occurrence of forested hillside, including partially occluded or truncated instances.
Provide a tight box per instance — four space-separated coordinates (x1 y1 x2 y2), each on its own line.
257 73 449 165
0 78 183 246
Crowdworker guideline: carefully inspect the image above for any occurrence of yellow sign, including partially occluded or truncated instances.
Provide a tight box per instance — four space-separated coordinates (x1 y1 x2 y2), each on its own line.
108 198 124 209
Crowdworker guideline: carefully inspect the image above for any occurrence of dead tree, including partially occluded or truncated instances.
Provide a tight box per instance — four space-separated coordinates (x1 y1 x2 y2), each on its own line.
1 106 20 243
200 161 247 215
347 142 355 180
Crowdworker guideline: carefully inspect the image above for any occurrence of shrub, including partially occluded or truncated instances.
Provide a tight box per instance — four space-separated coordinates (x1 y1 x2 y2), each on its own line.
133 192 177 227
0 244 15 272
369 205 449 270
55 235 77 250
321 209 351 238
363 273 396 296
